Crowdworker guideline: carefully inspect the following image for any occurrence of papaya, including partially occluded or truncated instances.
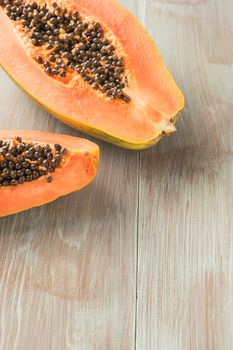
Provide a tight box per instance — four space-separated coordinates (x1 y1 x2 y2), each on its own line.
0 0 184 149
0 130 99 217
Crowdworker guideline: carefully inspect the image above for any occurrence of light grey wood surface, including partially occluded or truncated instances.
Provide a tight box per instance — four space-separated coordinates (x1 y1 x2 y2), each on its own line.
0 0 232 349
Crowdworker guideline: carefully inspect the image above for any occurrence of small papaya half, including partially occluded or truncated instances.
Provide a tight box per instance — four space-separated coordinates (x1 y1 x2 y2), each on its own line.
0 0 184 149
0 130 99 217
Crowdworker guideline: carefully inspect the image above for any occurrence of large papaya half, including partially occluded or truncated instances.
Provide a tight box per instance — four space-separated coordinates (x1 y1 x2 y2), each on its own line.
0 130 99 217
0 0 184 149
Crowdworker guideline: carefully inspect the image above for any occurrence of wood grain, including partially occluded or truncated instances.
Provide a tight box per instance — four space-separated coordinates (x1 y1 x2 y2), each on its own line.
0 68 138 349
0 0 233 349
137 0 233 349
0 2 138 349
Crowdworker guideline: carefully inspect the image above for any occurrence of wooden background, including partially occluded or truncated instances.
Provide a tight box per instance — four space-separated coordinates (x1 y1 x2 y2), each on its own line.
0 0 233 349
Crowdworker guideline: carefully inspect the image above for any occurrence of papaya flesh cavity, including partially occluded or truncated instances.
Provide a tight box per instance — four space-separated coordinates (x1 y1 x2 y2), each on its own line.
0 0 184 149
0 131 99 217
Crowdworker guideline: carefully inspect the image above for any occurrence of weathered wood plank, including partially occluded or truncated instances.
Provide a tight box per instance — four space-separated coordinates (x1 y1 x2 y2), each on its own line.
137 0 233 349
0 1 138 348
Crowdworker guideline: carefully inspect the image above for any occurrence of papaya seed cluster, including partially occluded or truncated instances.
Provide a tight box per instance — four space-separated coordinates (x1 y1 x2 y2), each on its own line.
0 0 131 102
0 136 67 186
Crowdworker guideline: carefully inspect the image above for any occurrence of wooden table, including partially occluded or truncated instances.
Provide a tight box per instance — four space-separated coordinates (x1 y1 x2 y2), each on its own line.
0 0 232 349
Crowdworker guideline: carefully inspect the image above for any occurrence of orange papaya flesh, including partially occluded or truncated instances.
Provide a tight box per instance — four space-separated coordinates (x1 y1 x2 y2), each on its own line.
0 0 184 149
0 131 99 217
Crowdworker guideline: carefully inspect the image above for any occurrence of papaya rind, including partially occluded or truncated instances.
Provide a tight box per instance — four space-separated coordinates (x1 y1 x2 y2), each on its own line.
1 63 184 150
0 130 100 217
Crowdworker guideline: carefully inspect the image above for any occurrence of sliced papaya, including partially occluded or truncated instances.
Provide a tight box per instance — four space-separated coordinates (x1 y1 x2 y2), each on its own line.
0 130 99 217
0 0 184 149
